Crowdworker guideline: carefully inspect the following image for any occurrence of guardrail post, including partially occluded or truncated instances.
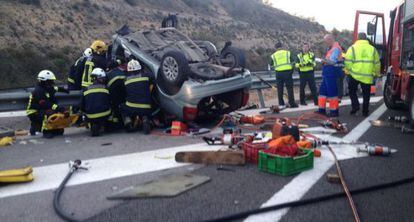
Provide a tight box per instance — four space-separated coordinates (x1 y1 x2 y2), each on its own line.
256 89 266 108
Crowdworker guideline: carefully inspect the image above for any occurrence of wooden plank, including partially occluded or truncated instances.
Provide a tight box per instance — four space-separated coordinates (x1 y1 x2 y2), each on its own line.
175 150 246 165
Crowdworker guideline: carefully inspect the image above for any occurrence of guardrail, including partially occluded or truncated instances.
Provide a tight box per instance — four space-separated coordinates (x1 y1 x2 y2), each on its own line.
0 71 322 112
251 70 322 107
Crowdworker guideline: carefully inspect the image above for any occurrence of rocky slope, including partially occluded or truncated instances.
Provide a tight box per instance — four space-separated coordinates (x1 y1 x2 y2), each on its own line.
0 0 328 89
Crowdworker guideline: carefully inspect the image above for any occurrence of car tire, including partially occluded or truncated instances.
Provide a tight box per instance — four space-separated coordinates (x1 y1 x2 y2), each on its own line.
220 46 246 68
384 74 399 109
158 50 189 96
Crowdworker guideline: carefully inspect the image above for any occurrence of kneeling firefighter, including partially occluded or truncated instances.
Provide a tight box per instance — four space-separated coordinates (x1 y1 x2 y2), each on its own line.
80 68 112 137
26 70 69 138
120 60 152 134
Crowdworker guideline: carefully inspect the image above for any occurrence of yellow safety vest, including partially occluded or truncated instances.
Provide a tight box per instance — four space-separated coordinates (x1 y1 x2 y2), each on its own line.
81 58 94 88
296 52 316 72
344 40 380 84
271 50 293 72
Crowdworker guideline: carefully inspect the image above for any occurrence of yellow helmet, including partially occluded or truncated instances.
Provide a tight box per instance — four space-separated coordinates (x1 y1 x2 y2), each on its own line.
90 40 107 55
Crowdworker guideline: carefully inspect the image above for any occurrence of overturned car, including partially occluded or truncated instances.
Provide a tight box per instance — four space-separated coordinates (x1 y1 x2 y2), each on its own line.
110 26 252 121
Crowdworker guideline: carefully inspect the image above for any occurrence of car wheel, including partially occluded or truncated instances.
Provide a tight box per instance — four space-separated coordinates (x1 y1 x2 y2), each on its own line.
158 50 189 95
220 46 246 68
410 86 414 126
384 74 398 109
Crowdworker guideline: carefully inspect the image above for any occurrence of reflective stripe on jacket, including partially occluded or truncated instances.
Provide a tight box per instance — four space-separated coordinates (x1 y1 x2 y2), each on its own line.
296 52 316 72
82 84 111 119
124 74 152 110
344 40 380 84
271 50 293 72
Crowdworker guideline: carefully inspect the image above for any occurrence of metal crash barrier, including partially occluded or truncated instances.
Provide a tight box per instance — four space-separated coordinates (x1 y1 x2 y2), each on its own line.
0 71 322 112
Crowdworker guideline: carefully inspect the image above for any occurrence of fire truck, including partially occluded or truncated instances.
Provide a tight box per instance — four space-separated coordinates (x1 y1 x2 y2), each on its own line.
353 0 414 125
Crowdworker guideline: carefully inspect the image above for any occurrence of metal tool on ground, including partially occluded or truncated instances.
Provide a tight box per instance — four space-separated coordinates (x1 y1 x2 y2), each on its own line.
388 116 409 123
401 125 414 134
0 166 34 183
259 105 283 114
320 119 348 133
107 174 210 200
357 144 397 156
175 150 246 165
53 159 89 222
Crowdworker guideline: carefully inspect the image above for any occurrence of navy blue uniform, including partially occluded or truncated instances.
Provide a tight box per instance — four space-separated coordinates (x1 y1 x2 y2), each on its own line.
106 67 126 124
68 56 87 90
81 84 111 122
121 72 152 117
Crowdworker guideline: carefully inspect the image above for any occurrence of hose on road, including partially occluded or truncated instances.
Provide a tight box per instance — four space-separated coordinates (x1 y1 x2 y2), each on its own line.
204 174 414 222
53 160 86 222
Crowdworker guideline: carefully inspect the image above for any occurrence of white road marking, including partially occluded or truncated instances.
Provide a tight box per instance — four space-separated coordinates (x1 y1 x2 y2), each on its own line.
244 103 388 222
238 96 382 116
0 143 226 199
0 111 26 118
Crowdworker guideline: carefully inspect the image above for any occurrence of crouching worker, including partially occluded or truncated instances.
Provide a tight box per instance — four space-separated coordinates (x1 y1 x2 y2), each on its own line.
81 68 112 137
120 60 152 134
26 70 69 138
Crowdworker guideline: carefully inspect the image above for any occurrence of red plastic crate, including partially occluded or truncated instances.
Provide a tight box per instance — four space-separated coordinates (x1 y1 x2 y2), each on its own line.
241 142 268 164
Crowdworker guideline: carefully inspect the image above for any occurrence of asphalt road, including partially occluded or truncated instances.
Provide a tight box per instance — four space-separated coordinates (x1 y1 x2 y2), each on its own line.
0 98 413 222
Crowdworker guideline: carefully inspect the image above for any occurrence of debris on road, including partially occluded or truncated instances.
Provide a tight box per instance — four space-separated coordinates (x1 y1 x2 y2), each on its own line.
357 144 397 156
326 173 341 184
175 150 246 165
216 165 236 172
101 142 113 146
28 139 44 145
107 174 210 200
0 136 14 146
401 125 414 134
0 126 15 138
0 166 34 183
14 129 29 137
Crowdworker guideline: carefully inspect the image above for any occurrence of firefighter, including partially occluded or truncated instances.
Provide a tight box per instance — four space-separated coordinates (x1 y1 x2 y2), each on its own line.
317 34 343 117
271 42 298 108
295 43 318 106
80 68 112 137
106 58 127 128
81 40 108 89
67 48 92 91
344 33 381 117
120 60 152 134
26 70 68 138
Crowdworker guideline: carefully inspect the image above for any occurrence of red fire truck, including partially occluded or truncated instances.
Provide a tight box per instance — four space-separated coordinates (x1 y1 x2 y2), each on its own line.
353 0 414 125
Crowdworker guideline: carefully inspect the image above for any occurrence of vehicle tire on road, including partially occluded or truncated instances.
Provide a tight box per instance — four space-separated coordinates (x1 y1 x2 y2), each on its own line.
220 46 246 68
384 74 399 109
158 50 189 95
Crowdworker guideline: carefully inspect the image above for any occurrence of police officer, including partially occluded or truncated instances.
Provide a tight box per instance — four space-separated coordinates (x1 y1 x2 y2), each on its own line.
120 60 152 134
26 70 68 138
82 40 108 89
344 33 381 117
296 43 318 106
68 48 92 91
80 68 112 137
271 42 298 108
106 59 127 128
317 34 343 117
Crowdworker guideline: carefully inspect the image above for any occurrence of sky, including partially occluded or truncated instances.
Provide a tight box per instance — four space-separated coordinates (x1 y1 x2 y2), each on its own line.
270 0 403 31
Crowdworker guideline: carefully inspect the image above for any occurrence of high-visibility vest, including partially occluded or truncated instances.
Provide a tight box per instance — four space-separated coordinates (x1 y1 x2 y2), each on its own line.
271 50 293 72
82 84 111 119
344 40 380 85
296 52 316 72
81 57 95 88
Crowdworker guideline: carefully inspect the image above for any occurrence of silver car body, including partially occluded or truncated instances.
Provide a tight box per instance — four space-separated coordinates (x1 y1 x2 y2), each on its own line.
111 28 252 120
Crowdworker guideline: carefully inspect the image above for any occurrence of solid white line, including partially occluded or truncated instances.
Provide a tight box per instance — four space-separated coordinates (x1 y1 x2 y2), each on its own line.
244 103 388 222
0 143 226 199
238 96 382 116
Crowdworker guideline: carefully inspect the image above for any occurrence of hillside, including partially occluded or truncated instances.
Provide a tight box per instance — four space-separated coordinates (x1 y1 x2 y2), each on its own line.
0 0 327 89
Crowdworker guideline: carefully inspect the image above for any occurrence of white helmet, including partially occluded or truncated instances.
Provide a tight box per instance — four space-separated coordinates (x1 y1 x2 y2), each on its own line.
91 68 106 78
37 70 56 81
83 48 93 57
127 59 142 72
